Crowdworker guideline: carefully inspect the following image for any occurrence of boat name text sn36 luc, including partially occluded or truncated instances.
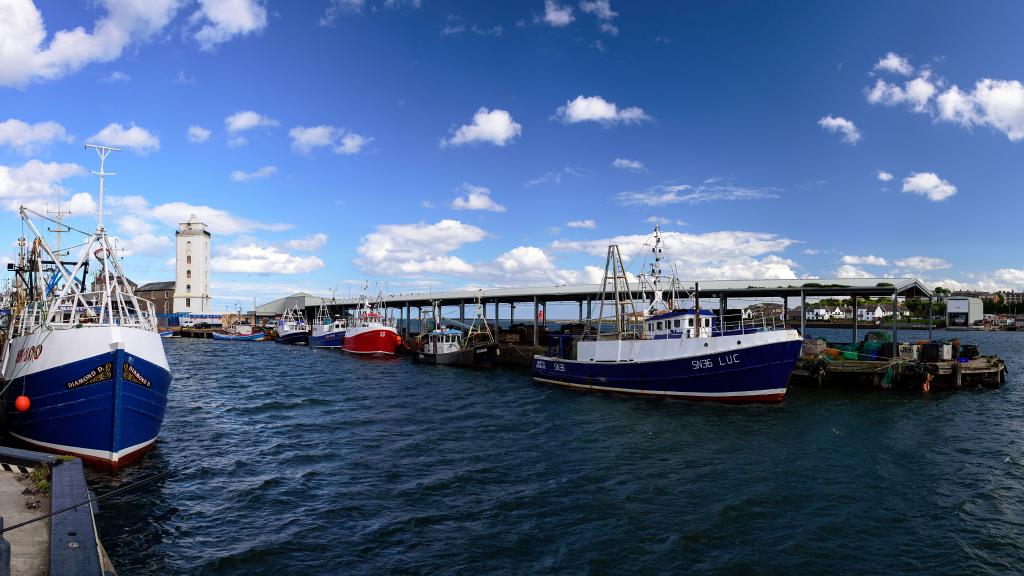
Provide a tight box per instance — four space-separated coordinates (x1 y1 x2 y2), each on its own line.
692 353 740 370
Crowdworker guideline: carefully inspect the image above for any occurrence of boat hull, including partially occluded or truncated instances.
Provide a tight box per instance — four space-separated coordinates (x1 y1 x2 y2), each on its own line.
212 331 265 341
343 326 398 355
413 343 498 367
310 330 344 349
2 326 171 469
533 337 801 402
276 330 309 346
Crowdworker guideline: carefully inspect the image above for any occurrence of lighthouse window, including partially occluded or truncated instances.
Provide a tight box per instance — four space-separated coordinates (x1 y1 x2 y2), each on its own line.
185 298 191 308
187 255 192 264
186 284 191 291
186 269 192 279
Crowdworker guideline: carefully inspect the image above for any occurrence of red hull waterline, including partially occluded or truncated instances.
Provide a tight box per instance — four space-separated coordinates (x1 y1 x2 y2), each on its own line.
6 432 156 472
343 327 399 356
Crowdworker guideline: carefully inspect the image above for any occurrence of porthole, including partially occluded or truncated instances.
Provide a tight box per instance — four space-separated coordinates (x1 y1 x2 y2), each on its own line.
704 343 709 347
737 340 742 345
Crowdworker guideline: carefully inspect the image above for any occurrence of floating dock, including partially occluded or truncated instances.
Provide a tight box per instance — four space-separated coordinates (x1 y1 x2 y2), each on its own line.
791 355 1006 391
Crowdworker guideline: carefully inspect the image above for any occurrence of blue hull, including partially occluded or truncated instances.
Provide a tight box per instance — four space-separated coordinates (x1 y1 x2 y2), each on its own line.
2 349 171 468
310 331 344 348
277 331 309 346
533 339 801 402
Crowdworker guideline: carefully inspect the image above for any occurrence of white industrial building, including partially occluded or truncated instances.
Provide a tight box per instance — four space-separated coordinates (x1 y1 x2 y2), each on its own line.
946 296 983 327
173 215 212 313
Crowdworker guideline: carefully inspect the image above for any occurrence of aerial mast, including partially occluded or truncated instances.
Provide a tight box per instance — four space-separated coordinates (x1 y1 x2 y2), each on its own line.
84 143 120 233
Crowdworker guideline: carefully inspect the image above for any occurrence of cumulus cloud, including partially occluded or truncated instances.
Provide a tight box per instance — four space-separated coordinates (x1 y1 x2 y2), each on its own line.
580 0 618 35
211 242 324 274
936 79 1024 142
119 232 171 256
894 256 951 271
866 70 938 113
902 172 957 202
87 123 160 154
0 159 85 212
192 0 268 52
543 0 574 26
0 0 182 88
554 95 651 125
289 125 372 155
224 110 278 146
320 0 366 25
0 118 73 154
835 264 871 278
842 254 888 266
442 107 522 147
68 191 96 214
566 219 596 229
230 165 276 182
451 183 507 212
356 219 487 275
877 170 893 182
187 125 211 143
110 197 292 235
552 230 799 280
817 115 862 144
612 158 645 171
617 182 780 206
524 166 582 187
874 52 913 76
282 233 328 251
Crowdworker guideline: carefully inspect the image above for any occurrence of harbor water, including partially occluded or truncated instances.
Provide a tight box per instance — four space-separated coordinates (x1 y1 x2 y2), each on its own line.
87 329 1024 574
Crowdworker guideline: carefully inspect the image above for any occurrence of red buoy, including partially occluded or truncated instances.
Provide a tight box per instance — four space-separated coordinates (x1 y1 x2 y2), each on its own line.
395 335 403 346
15 395 30 412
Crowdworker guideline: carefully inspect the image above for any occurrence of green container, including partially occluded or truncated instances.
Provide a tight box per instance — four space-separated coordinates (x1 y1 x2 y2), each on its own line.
842 351 859 360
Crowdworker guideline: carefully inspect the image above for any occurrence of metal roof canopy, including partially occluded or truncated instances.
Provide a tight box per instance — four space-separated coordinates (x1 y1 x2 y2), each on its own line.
314 277 932 307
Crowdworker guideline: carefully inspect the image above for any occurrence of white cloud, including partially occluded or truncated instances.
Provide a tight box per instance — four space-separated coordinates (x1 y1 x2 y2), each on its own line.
612 158 645 171
119 232 171 256
451 183 507 212
320 0 365 25
211 243 324 274
580 0 618 35
230 165 276 182
288 125 372 155
187 125 211 143
936 79 1024 142
552 230 799 280
566 219 596 229
877 170 893 182
0 159 84 212
68 191 96 214
146 201 291 235
87 122 160 155
902 172 957 202
835 264 871 278
866 71 937 113
617 182 780 206
224 110 278 145
282 233 328 251
554 95 651 125
192 0 268 51
645 216 670 225
442 107 522 147
0 118 72 155
485 246 590 285
893 256 951 271
356 219 487 275
817 115 862 144
101 70 130 82
0 0 182 88
117 213 152 235
842 254 888 266
543 0 574 26
524 166 582 187
874 52 912 76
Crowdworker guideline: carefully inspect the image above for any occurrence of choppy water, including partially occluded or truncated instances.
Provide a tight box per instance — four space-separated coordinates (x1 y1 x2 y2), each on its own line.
88 329 1024 574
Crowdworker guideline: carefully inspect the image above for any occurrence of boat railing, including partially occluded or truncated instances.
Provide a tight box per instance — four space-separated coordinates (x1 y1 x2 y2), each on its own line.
18 291 159 333
711 310 787 337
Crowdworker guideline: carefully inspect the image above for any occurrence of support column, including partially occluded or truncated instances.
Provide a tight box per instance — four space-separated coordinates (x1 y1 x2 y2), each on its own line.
927 296 934 341
892 290 899 358
510 302 515 326
494 299 500 340
800 291 806 338
578 300 583 323
720 297 727 333
459 300 465 324
852 296 859 344
405 302 410 335
533 296 539 346
586 296 591 321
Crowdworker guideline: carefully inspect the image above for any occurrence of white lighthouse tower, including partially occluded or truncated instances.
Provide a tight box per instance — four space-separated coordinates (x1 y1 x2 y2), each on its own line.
173 214 212 313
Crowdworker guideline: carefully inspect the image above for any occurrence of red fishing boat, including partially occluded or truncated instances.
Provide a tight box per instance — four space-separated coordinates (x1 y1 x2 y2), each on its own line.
342 294 400 355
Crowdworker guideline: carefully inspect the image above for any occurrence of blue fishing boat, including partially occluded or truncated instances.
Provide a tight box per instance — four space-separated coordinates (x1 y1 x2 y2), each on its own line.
533 226 802 402
1 145 172 469
276 304 309 345
159 330 175 338
212 331 264 341
310 296 344 348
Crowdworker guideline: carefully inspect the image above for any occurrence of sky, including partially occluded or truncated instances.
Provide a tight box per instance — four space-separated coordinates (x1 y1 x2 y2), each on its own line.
1 0 1023 310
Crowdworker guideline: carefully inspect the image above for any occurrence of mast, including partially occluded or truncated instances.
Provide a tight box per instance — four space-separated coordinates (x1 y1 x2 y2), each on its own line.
84 143 120 233
46 185 71 261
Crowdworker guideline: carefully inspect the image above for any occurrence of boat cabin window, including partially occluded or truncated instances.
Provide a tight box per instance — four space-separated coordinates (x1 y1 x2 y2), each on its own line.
656 321 663 330
647 322 653 331
674 319 680 328
688 318 694 327
703 318 711 327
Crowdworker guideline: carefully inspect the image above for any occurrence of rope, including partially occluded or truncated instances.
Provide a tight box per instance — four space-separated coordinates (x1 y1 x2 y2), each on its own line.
0 467 175 535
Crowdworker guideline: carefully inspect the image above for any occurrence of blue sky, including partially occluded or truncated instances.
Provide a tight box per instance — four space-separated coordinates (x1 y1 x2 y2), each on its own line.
1 0 1022 309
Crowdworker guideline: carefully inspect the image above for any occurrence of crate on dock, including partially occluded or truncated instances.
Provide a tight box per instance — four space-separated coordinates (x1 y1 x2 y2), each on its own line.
899 344 920 361
802 338 827 356
921 343 953 362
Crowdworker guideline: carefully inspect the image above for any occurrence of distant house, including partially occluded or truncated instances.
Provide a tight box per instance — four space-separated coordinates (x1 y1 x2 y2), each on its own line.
857 304 885 321
786 307 804 322
879 303 910 318
743 303 783 320
136 281 177 315
807 305 832 320
834 305 854 320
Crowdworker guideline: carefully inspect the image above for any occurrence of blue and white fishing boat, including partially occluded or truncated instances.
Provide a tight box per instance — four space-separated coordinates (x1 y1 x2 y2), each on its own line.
212 330 264 342
276 304 309 345
0 145 172 468
310 296 344 349
533 226 802 402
